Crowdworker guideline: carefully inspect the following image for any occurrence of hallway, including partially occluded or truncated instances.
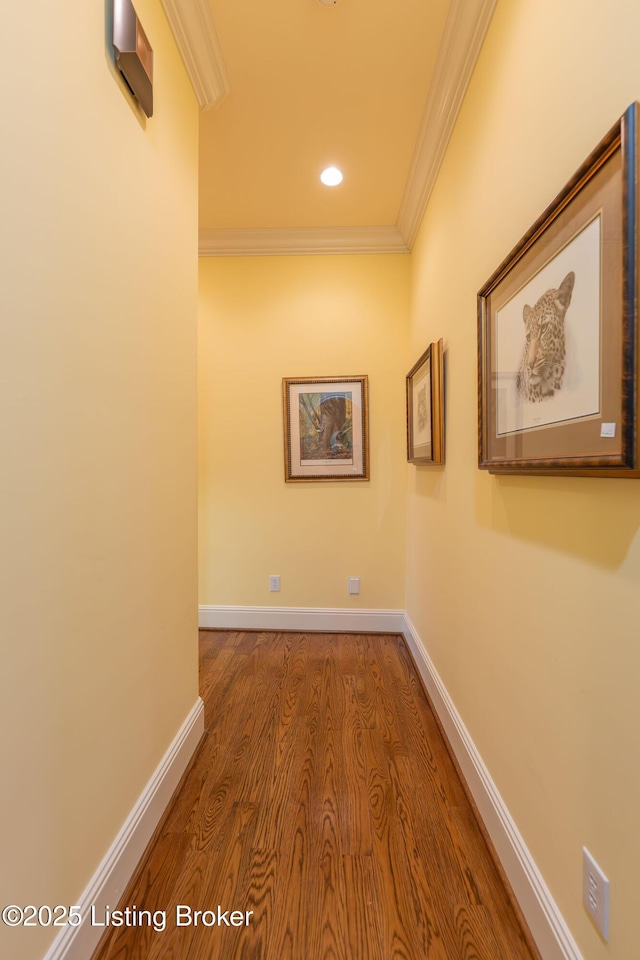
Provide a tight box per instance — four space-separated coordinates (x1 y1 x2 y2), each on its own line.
91 630 540 960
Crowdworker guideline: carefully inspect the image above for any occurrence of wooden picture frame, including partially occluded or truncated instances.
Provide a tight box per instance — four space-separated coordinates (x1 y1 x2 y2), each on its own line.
406 339 445 464
283 376 369 482
478 102 639 477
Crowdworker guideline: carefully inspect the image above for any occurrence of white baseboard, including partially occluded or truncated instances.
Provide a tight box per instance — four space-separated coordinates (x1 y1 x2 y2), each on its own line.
402 614 583 960
79 607 580 960
43 697 205 960
199 604 405 635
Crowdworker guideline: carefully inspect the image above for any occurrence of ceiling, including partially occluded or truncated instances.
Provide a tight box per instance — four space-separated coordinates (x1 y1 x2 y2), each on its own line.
160 0 497 255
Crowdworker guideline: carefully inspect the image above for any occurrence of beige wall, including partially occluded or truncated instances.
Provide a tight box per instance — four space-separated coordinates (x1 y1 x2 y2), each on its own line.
198 254 409 610
11 2 634 958
0 2 199 957
406 2 640 958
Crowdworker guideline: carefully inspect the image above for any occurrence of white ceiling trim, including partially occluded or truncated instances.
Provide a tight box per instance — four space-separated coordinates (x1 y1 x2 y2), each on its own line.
190 0 497 254
160 0 230 110
396 0 498 249
199 226 409 257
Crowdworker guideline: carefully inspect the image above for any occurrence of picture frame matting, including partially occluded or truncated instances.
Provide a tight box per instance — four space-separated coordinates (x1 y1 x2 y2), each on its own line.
477 102 639 477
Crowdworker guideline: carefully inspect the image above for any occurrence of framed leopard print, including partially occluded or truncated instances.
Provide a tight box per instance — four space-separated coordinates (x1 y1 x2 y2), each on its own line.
478 102 640 477
406 340 445 465
283 376 369 481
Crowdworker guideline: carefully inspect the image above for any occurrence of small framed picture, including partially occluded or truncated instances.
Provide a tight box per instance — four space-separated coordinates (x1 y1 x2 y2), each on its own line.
406 339 444 464
282 376 369 482
478 102 640 476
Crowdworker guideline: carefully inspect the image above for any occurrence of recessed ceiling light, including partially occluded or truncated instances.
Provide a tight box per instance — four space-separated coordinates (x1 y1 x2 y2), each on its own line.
320 166 343 187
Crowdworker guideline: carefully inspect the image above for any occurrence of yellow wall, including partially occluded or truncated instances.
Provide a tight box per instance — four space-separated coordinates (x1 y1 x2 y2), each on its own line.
198 254 409 609
0 2 199 958
406 2 640 958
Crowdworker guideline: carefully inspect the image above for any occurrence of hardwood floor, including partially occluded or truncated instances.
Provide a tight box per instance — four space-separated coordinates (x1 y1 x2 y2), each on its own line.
91 630 541 960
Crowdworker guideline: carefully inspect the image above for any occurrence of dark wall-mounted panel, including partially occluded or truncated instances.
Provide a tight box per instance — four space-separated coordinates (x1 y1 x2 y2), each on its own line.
113 0 153 117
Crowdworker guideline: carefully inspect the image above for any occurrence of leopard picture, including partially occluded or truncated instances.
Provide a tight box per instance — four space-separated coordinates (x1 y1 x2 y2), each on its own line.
515 271 575 403
299 392 353 460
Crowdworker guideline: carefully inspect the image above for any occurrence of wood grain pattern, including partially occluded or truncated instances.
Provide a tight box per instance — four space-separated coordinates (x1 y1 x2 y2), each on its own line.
90 630 541 960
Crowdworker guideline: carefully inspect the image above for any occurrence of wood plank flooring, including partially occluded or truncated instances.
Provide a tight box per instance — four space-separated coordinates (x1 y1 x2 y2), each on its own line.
91 630 540 960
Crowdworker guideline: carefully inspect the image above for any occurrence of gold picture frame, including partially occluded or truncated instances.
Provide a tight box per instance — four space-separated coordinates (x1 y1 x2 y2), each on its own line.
283 376 369 482
406 339 445 465
478 103 640 477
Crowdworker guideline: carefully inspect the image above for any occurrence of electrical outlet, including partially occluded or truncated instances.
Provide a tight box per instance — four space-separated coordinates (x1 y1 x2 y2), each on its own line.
348 577 360 595
583 847 610 941
269 575 280 592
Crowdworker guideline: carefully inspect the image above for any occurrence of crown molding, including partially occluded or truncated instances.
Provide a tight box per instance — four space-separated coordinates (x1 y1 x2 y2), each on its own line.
397 0 498 249
192 0 496 253
199 225 409 257
160 0 230 109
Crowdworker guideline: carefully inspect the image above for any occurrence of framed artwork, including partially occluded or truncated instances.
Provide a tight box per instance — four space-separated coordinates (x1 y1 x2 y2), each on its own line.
478 102 640 477
282 376 369 482
406 339 445 464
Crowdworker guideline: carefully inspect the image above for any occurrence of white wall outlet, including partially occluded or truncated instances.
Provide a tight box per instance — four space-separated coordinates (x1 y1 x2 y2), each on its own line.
269 575 280 592
583 847 610 941
348 577 360 595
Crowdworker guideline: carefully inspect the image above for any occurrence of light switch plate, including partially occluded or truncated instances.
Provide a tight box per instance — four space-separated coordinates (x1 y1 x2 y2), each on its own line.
583 847 610 941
